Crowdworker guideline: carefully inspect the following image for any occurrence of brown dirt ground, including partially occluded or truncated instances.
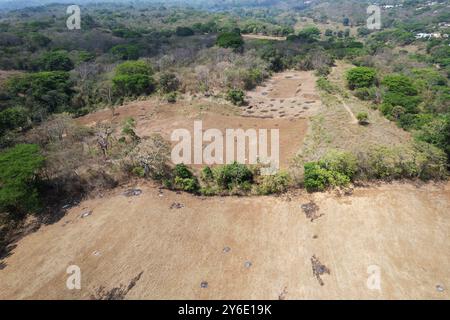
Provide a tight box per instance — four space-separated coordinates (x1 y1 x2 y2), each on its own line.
242 34 287 41
0 181 448 299
243 71 321 119
77 77 311 169
1 69 448 300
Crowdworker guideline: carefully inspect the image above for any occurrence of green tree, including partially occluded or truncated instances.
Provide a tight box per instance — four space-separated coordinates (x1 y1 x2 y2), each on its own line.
346 67 377 89
298 26 321 42
175 26 194 37
0 107 29 134
226 89 245 106
0 144 45 215
159 73 180 93
111 44 140 60
216 32 244 51
381 74 420 113
38 50 74 71
6 71 74 119
112 61 155 97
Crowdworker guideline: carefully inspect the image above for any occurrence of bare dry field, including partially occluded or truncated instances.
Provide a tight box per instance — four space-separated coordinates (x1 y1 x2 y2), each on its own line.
0 69 21 85
77 93 308 169
244 71 321 119
1 68 448 300
0 181 448 299
242 34 287 41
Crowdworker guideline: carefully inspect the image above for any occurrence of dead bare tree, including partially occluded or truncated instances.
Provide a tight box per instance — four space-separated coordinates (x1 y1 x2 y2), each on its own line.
96 125 112 159
129 134 170 178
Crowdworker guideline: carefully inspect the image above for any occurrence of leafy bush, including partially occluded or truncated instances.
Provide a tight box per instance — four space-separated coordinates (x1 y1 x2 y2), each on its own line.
174 163 193 179
414 114 450 161
257 172 290 195
297 26 321 42
173 164 199 193
381 74 420 113
304 150 356 192
121 117 139 142
38 50 74 71
110 44 140 60
356 143 447 180
0 107 28 133
6 71 73 118
132 166 145 178
304 162 350 192
113 74 155 97
112 61 155 97
201 166 214 181
159 73 180 93
112 28 142 38
115 60 153 76
0 144 45 215
356 112 369 125
174 176 199 193
213 162 253 190
346 67 377 90
319 150 358 178
199 185 219 196
382 74 418 96
354 87 377 101
216 32 244 51
165 92 177 103
226 89 245 106
316 77 337 94
175 26 194 37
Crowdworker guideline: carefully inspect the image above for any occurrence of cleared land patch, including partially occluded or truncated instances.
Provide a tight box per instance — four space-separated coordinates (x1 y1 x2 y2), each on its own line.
0 181 448 299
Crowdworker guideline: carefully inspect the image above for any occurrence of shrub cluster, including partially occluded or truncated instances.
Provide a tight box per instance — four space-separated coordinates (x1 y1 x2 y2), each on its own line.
304 150 357 192
304 144 447 192
226 89 246 106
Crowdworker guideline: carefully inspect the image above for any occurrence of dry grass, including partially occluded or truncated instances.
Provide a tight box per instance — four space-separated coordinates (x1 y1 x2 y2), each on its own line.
292 60 411 171
0 181 448 299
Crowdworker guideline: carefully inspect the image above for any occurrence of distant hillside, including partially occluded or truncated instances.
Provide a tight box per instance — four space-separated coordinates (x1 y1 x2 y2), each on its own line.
0 0 314 12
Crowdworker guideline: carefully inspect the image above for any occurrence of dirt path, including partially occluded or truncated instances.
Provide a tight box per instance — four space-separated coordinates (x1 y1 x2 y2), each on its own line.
0 182 448 299
337 96 358 124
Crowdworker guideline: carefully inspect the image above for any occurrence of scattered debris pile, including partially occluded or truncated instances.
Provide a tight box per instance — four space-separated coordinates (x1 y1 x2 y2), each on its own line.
311 255 330 286
301 201 323 222
123 189 142 197
278 286 288 300
170 202 184 209
91 272 143 300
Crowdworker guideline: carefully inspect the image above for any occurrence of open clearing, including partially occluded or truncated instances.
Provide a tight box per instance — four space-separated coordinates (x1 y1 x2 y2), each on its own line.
0 181 449 299
242 34 287 41
243 70 321 119
1 68 448 300
77 70 321 169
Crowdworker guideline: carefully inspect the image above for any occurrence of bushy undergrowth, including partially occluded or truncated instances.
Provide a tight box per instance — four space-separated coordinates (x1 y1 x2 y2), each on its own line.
165 162 291 196
304 150 356 192
316 77 337 94
304 145 447 192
